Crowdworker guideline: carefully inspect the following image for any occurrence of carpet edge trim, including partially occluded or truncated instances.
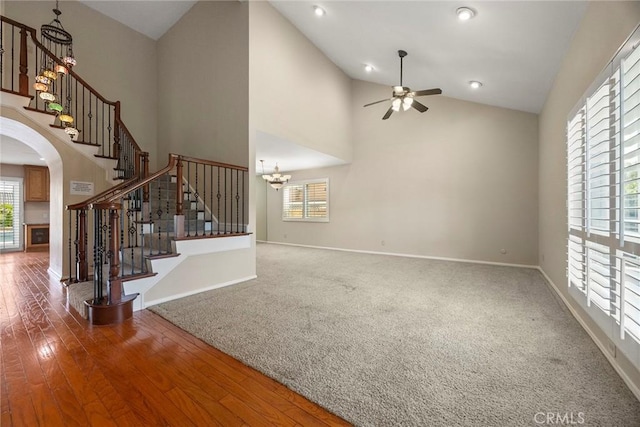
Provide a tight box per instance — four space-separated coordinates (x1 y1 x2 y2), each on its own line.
143 274 258 308
258 240 538 269
537 266 640 402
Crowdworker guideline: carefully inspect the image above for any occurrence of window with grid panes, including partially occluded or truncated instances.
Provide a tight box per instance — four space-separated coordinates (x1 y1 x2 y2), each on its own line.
567 26 640 362
282 179 329 222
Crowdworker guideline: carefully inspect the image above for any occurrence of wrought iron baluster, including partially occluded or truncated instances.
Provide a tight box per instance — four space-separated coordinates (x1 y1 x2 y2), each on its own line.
210 164 214 235
194 163 199 236
242 170 245 232
236 169 240 233
68 210 73 283
156 180 162 255
87 92 92 145
225 168 229 234
186 161 191 237
11 26 14 91
217 167 221 235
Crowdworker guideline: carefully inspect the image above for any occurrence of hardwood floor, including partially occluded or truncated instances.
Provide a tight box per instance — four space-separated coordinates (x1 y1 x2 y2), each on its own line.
0 251 350 427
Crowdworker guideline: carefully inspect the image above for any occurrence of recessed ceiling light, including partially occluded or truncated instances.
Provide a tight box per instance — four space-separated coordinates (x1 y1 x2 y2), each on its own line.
469 81 483 89
456 7 476 21
313 5 326 17
39 157 45 161
364 64 374 73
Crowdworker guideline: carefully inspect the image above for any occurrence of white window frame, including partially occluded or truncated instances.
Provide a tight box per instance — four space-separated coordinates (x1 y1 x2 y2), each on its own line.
282 178 329 223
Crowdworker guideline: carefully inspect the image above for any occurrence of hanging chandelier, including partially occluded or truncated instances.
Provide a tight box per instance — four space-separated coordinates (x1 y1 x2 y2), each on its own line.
33 0 78 138
261 161 291 191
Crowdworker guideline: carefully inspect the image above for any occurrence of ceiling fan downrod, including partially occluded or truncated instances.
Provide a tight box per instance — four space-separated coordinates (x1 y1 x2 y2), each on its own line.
398 50 407 86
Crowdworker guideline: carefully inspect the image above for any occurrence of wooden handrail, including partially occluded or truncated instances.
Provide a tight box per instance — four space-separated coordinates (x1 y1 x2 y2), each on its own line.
100 154 249 204
66 174 141 210
178 155 249 172
102 154 180 203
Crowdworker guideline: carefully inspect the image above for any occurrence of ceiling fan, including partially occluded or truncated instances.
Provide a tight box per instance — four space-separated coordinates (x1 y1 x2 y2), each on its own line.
364 50 442 120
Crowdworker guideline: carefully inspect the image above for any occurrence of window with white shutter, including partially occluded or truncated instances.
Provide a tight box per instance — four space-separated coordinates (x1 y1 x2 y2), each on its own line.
282 179 329 222
566 26 640 366
0 178 22 250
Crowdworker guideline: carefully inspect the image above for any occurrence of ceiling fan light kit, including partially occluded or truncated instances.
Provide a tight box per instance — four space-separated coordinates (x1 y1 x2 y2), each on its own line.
363 50 442 120
313 5 326 17
456 7 476 21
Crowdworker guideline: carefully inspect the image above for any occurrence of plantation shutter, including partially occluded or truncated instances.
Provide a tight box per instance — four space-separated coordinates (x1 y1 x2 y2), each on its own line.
306 181 327 219
623 43 640 241
616 38 640 343
566 26 640 360
586 78 615 236
283 184 304 219
282 179 329 221
567 109 585 232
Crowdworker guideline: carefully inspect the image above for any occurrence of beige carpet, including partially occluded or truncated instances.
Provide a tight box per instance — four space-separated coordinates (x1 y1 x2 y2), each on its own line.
145 243 639 426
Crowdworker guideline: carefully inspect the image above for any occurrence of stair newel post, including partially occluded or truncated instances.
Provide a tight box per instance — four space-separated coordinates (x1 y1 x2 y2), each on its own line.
77 208 88 282
105 202 123 304
175 156 185 238
18 27 29 96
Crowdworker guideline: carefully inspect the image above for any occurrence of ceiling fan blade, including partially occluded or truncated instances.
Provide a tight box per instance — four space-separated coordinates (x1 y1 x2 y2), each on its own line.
413 88 442 97
411 100 429 113
382 107 394 120
364 98 392 107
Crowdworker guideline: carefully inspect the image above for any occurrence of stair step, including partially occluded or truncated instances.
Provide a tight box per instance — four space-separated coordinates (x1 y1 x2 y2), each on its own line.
95 154 118 160
146 253 180 261
120 272 157 282
1 88 33 100
74 140 99 147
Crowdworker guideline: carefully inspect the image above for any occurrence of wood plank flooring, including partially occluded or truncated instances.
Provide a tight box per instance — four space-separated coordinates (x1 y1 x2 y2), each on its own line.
0 251 350 426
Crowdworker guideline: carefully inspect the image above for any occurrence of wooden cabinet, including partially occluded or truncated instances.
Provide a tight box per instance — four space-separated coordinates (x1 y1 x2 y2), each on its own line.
24 165 49 201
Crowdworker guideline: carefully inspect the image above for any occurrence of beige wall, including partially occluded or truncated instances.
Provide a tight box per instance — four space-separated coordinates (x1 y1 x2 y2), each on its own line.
249 1 352 163
538 1 640 394
264 79 539 266
4 0 159 168
255 176 267 241
157 1 249 167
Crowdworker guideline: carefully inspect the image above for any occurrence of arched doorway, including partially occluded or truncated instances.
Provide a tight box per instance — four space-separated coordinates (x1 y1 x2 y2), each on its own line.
0 117 64 278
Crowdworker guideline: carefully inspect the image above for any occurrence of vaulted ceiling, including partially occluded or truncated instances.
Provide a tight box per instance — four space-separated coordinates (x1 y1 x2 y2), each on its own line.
5 1 587 170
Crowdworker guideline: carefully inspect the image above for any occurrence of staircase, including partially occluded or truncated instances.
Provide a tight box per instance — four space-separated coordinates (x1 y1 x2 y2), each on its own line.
1 15 250 325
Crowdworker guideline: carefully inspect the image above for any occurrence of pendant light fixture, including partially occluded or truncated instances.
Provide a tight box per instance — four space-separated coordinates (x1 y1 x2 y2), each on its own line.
261 160 291 191
38 0 78 138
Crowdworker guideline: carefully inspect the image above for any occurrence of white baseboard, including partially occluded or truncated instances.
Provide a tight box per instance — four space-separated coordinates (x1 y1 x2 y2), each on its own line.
259 240 538 269
537 267 640 402
143 274 257 308
47 267 62 281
